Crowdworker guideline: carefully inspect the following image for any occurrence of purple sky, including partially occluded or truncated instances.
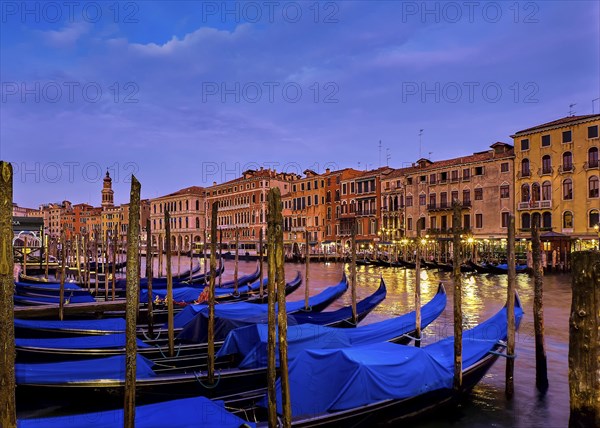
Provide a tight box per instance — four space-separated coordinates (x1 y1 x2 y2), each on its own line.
1 1 599 208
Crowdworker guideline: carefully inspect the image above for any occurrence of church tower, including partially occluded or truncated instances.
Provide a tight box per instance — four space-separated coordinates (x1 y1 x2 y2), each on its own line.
101 171 114 208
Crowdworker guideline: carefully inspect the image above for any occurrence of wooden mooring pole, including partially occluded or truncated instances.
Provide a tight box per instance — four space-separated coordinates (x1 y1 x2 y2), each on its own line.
452 201 463 392
305 230 310 310
234 228 239 294
267 190 278 427
350 219 357 324
165 210 174 357
59 231 66 321
273 188 292 426
532 220 549 391
123 175 141 428
207 202 218 384
259 228 264 299
415 220 422 347
44 234 49 280
505 214 516 398
0 161 16 428
218 229 223 288
146 219 154 337
112 226 117 301
568 250 599 428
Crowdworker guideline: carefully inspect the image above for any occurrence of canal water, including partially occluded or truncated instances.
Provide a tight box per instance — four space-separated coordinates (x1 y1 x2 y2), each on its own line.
221 258 570 428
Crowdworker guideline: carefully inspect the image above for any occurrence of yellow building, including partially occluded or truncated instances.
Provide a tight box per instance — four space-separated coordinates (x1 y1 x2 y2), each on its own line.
512 114 600 262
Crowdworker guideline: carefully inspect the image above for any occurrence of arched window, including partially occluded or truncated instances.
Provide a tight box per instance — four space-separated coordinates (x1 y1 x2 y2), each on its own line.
532 212 541 228
542 212 552 229
521 183 530 203
542 155 552 174
563 211 573 229
563 179 573 200
195 200 199 210
589 147 599 167
589 175 599 198
186 200 189 210
542 181 552 200
563 152 573 171
521 158 530 176
195 217 199 229
521 213 531 229
590 210 599 228
532 182 541 202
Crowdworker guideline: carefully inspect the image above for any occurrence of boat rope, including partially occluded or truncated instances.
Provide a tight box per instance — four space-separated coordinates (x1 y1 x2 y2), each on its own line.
401 334 422 342
488 350 516 359
193 369 221 389
154 343 182 358
298 305 313 312
142 330 162 341
339 318 358 327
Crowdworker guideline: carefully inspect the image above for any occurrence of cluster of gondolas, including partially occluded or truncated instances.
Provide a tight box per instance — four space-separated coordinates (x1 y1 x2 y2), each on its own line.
14 258 523 427
355 257 529 274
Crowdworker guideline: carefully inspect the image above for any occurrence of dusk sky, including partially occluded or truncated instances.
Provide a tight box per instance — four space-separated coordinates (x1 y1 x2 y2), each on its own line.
1 1 598 207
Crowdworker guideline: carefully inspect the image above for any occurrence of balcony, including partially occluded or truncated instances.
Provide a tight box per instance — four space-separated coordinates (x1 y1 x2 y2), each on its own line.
450 176 460 183
585 160 599 170
291 226 306 232
558 165 575 174
219 203 250 212
427 201 470 211
462 176 470 182
518 170 531 178
356 209 377 216
538 167 553 176
426 228 472 236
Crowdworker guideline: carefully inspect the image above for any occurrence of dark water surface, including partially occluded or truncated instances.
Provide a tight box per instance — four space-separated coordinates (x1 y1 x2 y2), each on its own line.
231 259 570 428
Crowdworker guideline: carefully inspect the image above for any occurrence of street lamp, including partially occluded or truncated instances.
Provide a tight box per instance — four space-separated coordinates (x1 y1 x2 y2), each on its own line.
594 224 599 250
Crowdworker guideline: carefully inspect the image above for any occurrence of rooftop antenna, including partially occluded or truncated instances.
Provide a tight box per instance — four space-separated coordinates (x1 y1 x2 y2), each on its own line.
593 98 600 114
357 161 361 170
386 148 391 166
569 103 576 116
428 151 433 160
418 129 424 159
378 140 382 167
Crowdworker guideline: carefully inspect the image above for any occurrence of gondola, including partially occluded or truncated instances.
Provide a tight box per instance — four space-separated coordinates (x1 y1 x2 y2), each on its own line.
225 291 524 427
13 274 346 339
14 280 449 410
18 395 253 427
398 259 416 269
355 259 371 266
433 261 475 273
14 278 394 362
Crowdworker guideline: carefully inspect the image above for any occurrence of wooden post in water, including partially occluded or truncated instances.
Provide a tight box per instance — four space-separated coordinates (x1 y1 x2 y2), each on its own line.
123 175 141 428
59 231 66 321
218 229 223 287
94 237 99 295
203 230 207 276
177 241 181 277
158 234 163 278
273 187 292 426
112 225 117 301
569 250 599 428
0 162 16 428
146 219 154 336
189 235 193 282
103 231 109 301
234 228 239 294
351 219 357 324
505 214 517 399
305 230 310 310
259 228 264 299
75 235 82 283
165 210 174 357
452 201 463 392
23 236 27 276
207 202 218 384
44 234 49 280
532 219 549 391
266 189 278 427
415 220 422 347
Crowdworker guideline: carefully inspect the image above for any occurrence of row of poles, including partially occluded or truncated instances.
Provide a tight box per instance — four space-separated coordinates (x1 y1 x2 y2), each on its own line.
0 164 598 427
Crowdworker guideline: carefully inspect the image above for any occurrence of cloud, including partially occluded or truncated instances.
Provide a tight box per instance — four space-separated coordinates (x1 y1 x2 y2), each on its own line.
41 22 91 49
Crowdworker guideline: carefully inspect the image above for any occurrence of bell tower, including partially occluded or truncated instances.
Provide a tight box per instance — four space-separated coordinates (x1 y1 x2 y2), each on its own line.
101 171 114 208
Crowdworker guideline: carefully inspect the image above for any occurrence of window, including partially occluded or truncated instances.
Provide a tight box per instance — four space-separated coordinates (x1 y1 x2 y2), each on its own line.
542 212 552 229
590 210 599 227
563 211 573 229
342 183 347 195
501 212 509 228
521 159 530 176
542 155 552 174
521 183 530 203
440 192 448 206
589 147 599 168
439 172 447 182
562 130 572 143
307 182 311 191
406 196 413 207
430 216 437 229
463 214 471 230
541 135 551 147
463 189 471 203
419 175 427 183
419 194 426 206
463 168 470 180
590 176 599 198
441 215 447 230
500 185 510 199
474 188 483 200
429 193 436 207
563 152 573 171
501 162 509 172
407 217 413 231
429 173 436 184
451 170 459 181
521 139 530 151
451 191 459 203
532 182 541 202
474 166 484 176
588 125 599 139
522 213 531 229
563 179 573 200
475 213 483 229
542 181 552 200
406 177 413 185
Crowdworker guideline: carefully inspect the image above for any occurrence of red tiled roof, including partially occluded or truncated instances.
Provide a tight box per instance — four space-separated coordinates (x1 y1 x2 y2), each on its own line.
512 114 600 136
160 186 205 198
